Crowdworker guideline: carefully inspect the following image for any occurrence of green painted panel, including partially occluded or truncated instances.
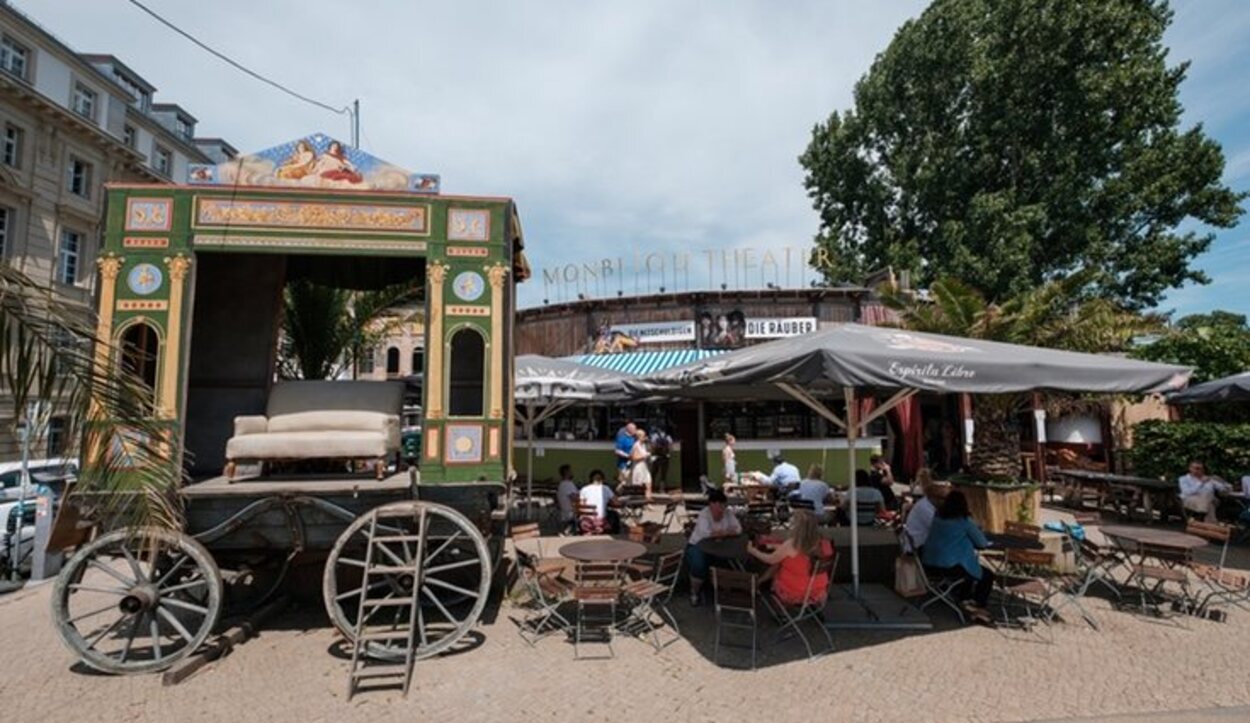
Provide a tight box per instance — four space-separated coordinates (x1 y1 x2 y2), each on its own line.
705 446 881 487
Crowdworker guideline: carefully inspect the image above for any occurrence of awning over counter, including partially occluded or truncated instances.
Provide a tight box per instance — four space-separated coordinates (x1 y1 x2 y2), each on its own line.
568 348 726 376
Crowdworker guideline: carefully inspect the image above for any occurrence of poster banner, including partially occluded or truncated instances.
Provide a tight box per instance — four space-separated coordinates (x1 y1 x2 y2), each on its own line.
745 317 818 339
590 320 695 352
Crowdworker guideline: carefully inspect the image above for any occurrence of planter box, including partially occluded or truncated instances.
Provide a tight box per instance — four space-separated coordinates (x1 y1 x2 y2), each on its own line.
953 482 1041 534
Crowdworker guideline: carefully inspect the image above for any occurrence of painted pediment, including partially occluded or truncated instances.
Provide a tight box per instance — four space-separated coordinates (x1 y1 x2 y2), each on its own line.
188 132 439 193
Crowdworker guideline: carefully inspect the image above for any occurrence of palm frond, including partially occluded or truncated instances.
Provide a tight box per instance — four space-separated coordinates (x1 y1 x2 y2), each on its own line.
0 264 181 531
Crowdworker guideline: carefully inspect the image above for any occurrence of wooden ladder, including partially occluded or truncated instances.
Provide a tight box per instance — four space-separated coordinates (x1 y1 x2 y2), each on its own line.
346 513 424 700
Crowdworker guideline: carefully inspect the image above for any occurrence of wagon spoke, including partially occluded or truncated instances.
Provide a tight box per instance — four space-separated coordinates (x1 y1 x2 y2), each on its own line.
150 617 163 662
68 602 122 625
88 558 135 587
68 583 129 596
160 597 209 617
336 557 367 569
416 593 429 648
423 558 480 576
421 585 457 623
424 531 463 563
156 606 195 644
118 614 140 662
373 542 408 568
160 578 208 596
120 545 147 584
423 577 480 599
335 579 389 602
155 554 189 587
85 612 130 649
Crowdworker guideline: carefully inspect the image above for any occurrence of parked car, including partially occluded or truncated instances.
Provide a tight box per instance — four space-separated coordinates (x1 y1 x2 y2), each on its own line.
0 458 77 577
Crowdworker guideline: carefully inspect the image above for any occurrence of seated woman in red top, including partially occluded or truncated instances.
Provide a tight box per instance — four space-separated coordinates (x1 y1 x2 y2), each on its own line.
747 510 834 606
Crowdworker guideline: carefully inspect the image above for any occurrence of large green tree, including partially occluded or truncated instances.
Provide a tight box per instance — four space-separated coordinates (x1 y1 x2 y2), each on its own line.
801 0 1244 308
1131 310 1250 383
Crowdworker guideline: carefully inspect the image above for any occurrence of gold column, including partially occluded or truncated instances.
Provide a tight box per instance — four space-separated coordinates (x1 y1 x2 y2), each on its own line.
486 262 509 419
93 256 123 375
160 255 191 419
426 262 448 420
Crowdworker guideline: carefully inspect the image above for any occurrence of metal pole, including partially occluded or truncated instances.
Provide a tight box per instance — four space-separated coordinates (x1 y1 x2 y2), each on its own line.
845 387 859 598
525 403 535 506
9 401 36 583
351 99 360 148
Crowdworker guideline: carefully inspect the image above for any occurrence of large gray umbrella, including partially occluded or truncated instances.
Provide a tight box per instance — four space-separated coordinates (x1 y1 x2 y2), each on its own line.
1167 371 1250 404
514 355 631 503
609 323 1191 599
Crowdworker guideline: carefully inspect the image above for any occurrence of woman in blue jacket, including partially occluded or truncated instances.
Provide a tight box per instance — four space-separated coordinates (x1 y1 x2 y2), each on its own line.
921 490 994 622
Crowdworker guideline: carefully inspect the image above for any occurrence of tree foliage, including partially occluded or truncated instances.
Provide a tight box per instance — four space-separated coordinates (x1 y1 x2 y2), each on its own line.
1 263 181 530
278 281 420 380
1131 310 1250 384
1131 420 1250 481
801 0 1245 308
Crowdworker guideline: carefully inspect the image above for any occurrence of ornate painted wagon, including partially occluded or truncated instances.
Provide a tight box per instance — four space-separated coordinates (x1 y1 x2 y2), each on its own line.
49 134 528 674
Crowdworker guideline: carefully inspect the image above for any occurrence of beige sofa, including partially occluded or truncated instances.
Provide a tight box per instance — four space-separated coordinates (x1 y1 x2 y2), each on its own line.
224 380 405 480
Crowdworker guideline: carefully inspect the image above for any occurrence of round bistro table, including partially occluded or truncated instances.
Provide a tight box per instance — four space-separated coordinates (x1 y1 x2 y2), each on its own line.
1099 525 1207 549
559 539 647 563
697 534 751 563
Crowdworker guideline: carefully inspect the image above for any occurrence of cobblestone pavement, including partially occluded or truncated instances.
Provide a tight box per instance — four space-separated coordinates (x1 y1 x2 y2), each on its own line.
3 510 1249 723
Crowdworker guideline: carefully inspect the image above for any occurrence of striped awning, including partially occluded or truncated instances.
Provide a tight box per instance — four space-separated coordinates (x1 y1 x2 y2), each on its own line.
567 348 725 376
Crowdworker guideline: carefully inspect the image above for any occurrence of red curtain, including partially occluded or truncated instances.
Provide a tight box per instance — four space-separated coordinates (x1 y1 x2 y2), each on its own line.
889 395 925 479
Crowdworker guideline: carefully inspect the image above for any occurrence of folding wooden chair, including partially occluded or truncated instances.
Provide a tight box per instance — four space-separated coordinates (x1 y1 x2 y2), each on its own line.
621 550 684 651
511 521 566 578
900 529 966 624
997 549 1059 640
1185 521 1249 618
658 500 680 532
712 568 759 669
771 554 837 660
514 549 573 646
1127 543 1195 622
572 561 622 659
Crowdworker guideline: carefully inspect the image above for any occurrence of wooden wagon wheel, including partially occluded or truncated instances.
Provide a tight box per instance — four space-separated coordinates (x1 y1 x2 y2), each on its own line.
323 501 491 661
52 528 223 675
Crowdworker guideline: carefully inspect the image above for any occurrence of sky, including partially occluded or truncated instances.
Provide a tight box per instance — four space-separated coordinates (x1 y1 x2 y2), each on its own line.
15 0 1249 318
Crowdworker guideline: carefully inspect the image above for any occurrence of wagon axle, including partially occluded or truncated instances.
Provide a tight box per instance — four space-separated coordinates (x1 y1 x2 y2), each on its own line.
118 586 158 615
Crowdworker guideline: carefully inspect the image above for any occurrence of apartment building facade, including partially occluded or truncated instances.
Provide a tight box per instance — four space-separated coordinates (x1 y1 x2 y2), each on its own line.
0 3 232 458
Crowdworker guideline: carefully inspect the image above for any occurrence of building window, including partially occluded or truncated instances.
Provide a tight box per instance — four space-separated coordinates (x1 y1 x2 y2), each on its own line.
123 124 136 148
358 348 375 375
0 207 10 258
116 74 150 112
46 417 67 457
0 36 28 80
67 157 92 197
174 117 193 140
448 329 485 417
120 322 159 404
57 229 81 285
385 347 401 376
411 349 424 376
3 123 22 168
153 145 172 175
72 82 97 120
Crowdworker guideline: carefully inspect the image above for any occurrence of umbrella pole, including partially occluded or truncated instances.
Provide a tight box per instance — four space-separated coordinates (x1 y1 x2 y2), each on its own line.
525 404 535 508
845 387 859 599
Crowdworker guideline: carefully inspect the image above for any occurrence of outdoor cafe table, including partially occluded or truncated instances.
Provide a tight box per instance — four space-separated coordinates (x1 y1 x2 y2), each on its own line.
1052 469 1179 522
559 539 648 563
1099 525 1207 552
697 534 752 570
983 533 1046 551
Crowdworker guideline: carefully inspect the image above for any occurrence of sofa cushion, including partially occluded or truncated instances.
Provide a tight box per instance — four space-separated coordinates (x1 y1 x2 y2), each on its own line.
226 430 392 461
268 411 393 434
266 381 405 417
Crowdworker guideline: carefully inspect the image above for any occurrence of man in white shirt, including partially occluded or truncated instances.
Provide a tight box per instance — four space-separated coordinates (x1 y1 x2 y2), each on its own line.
1178 460 1230 523
578 469 619 534
767 454 802 490
685 489 742 606
555 464 580 532
903 480 950 552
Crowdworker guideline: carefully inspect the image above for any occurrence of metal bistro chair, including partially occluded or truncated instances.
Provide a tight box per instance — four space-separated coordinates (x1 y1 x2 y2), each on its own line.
771 553 837 660
621 550 684 651
657 500 680 533
683 497 709 537
511 521 566 578
1126 542 1195 623
572 560 623 660
1185 521 1250 618
712 567 759 669
997 549 1060 640
514 549 573 646
900 529 966 624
